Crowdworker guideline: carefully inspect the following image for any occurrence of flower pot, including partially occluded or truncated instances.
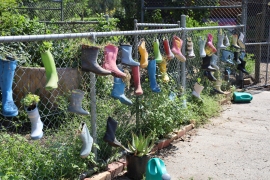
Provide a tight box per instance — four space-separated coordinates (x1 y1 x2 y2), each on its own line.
126 153 150 180
26 105 43 140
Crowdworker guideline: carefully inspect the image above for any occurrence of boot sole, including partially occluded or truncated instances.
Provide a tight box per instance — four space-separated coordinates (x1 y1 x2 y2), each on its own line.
31 131 44 140
2 111 18 117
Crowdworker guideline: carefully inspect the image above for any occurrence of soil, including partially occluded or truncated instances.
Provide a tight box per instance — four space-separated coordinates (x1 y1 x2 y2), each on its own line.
114 89 270 180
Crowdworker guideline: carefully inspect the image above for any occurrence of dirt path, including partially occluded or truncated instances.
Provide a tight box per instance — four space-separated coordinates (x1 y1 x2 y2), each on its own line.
158 90 270 180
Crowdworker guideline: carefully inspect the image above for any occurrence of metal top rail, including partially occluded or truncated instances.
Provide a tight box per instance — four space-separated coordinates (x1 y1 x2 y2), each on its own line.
136 23 180 28
0 25 244 43
144 5 242 10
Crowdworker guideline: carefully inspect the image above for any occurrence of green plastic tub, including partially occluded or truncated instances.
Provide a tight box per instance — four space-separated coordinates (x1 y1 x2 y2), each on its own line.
233 92 253 103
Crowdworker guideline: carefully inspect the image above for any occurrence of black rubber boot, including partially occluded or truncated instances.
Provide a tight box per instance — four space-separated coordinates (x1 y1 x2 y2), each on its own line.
201 55 216 72
103 117 122 147
204 70 217 81
237 51 249 74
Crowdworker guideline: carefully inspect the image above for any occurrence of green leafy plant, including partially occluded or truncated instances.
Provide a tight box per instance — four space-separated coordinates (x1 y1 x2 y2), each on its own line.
127 132 155 157
39 41 53 53
21 93 40 110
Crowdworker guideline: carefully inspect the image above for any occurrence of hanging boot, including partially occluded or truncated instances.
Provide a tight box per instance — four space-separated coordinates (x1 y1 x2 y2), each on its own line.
221 50 234 65
201 55 216 72
204 71 217 81
237 51 249 74
131 66 143 96
205 33 217 56
68 89 90 115
120 44 140 66
238 32 245 49
214 79 224 94
217 30 226 49
148 59 161 92
233 51 242 64
111 69 132 105
81 45 111 75
153 39 163 64
186 37 195 59
224 32 230 47
41 50 59 90
103 117 122 147
210 54 219 70
0 58 18 117
102 44 126 78
79 122 93 158
192 82 204 100
158 58 170 83
138 39 149 68
163 38 174 60
198 36 206 58
27 106 43 140
224 67 231 81
171 35 186 62
232 34 240 49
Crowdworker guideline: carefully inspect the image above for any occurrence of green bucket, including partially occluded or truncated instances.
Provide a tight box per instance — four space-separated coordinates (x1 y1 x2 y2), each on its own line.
233 92 253 103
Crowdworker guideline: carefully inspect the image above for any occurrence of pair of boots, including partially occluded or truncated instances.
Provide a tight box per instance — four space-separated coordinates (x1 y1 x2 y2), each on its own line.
202 55 217 81
217 29 230 49
237 51 249 74
232 32 245 50
0 57 18 117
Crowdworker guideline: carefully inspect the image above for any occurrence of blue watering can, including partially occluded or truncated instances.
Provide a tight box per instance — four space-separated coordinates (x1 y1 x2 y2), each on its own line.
146 158 171 180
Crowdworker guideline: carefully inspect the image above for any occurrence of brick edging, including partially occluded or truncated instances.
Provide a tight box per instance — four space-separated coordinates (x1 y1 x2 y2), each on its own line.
86 123 195 180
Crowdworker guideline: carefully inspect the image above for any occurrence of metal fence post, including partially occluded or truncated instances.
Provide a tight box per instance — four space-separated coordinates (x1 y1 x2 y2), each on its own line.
90 34 97 161
60 0 64 21
141 0 144 23
180 15 187 108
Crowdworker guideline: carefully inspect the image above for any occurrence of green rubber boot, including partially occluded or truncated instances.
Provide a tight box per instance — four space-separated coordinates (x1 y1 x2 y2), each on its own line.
41 50 59 90
153 39 163 64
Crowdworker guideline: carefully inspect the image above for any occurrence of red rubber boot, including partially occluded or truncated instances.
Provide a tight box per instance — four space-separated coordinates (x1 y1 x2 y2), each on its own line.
131 66 143 96
171 35 186 62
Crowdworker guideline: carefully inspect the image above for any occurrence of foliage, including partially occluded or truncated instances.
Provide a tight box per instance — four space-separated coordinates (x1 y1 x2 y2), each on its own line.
39 41 53 53
20 93 40 109
244 53 255 74
127 132 155 157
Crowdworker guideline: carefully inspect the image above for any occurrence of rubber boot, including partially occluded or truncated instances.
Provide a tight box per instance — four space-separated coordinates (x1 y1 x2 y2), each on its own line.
0 58 18 117
238 32 245 49
41 50 59 90
192 82 204 99
138 39 149 68
81 45 111 75
233 51 241 64
224 67 231 81
131 66 143 96
102 44 126 78
205 33 217 56
158 58 169 83
204 71 217 81
232 34 240 49
171 35 186 62
186 37 195 59
120 44 140 66
103 117 122 147
210 54 219 70
163 38 174 60
237 51 249 74
221 50 234 65
153 39 163 64
214 79 224 94
148 59 161 92
111 71 132 105
79 122 93 158
68 89 90 115
217 33 226 49
224 33 230 47
201 55 216 72
27 106 43 140
198 36 206 58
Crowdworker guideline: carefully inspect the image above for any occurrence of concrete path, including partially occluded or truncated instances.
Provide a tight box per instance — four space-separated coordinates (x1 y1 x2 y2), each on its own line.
160 90 270 180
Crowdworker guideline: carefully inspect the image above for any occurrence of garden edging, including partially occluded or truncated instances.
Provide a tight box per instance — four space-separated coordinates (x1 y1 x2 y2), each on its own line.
85 123 195 180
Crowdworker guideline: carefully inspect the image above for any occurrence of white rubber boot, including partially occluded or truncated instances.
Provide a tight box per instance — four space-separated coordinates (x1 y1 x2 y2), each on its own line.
27 107 43 140
224 33 230 47
192 82 204 100
198 36 206 58
238 32 245 49
79 122 93 158
217 34 226 49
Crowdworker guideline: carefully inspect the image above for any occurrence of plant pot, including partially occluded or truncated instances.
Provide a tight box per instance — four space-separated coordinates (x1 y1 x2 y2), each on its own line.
26 105 43 140
126 153 150 180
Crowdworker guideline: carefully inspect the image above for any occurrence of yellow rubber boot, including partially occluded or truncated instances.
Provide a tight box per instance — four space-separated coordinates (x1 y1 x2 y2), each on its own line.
138 39 148 69
158 58 169 83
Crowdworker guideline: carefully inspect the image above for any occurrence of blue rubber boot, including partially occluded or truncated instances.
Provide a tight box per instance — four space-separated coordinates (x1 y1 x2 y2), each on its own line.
0 58 18 117
148 60 161 93
120 44 140 66
221 50 234 65
111 75 132 105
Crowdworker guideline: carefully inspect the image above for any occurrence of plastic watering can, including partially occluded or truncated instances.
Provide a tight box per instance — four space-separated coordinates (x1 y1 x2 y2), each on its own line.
233 92 253 103
145 158 171 180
